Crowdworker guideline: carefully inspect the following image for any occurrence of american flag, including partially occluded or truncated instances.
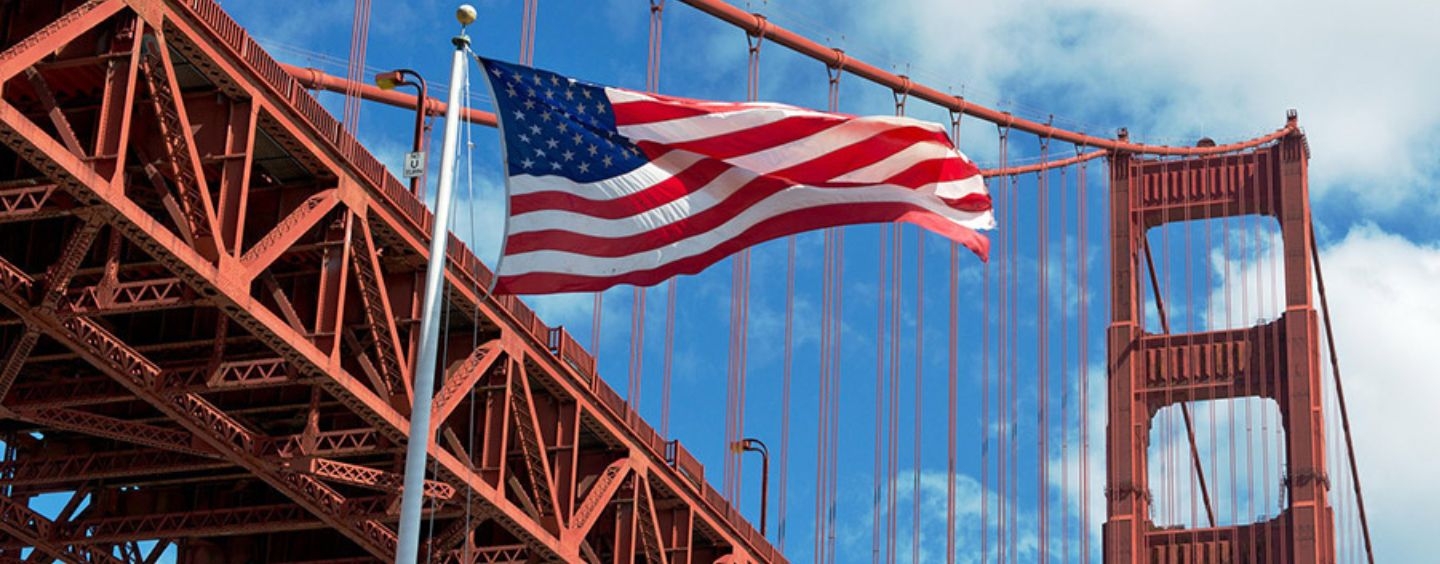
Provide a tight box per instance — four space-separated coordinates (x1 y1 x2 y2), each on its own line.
479 57 994 295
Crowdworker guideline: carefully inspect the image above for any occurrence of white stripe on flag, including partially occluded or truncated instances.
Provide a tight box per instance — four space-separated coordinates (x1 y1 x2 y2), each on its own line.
506 165 759 236
499 182 994 278
825 141 960 184
614 103 833 142
506 150 706 200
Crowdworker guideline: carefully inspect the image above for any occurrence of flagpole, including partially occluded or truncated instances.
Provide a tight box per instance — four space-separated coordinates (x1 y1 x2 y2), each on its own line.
396 5 476 563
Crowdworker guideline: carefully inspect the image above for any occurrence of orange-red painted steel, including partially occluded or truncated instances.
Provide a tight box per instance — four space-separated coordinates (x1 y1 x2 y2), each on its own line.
1104 130 1336 563
0 1 1353 563
0 0 782 561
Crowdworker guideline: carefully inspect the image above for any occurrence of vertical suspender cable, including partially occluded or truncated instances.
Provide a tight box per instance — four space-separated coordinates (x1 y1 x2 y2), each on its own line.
1203 161 1220 540
726 22 764 506
872 221 887 564
913 215 925 564
887 85 907 564
630 0 662 417
518 0 538 66
1008 171 1020 563
1224 157 1240 554
995 125 1009 564
814 229 832 562
946 108 963 564
342 0 371 134
592 293 603 367
662 277 676 436
651 0 677 441
896 84 923 564
1240 150 1257 563
1183 160 1198 537
827 229 845 561
1311 224 1373 561
814 60 843 561
888 208 902 564
1059 161 1070 564
1267 162 1288 564
1077 151 1090 563
629 287 645 412
779 232 794 550
1037 135 1050 564
829 73 845 564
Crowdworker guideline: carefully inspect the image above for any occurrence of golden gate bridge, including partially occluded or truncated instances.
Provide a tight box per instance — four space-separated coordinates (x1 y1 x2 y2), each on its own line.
0 0 1373 562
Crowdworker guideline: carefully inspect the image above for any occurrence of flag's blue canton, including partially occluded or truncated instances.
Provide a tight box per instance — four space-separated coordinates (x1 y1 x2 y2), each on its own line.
482 58 647 184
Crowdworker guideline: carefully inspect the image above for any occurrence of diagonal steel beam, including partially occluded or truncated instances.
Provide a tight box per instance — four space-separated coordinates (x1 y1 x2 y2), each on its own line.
0 330 39 401
0 254 400 559
349 216 409 401
12 406 214 457
239 189 340 280
0 18 607 552
0 0 127 81
433 544 529 564
63 276 189 316
0 184 62 223
64 503 315 545
261 428 385 459
433 340 504 428
40 214 104 311
0 449 230 490
136 31 223 260
22 68 85 156
4 375 131 410
0 493 123 564
565 457 631 546
306 457 455 500
635 471 669 564
206 357 311 389
508 359 563 530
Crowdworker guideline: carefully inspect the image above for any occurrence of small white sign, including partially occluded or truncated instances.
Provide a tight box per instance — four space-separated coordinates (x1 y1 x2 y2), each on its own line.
403 151 425 178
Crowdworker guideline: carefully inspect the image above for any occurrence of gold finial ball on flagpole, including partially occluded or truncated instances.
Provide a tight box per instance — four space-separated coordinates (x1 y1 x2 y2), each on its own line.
456 4 477 26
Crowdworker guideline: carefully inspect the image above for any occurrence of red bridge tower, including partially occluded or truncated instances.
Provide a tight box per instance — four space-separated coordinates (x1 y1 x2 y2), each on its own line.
1104 123 1336 562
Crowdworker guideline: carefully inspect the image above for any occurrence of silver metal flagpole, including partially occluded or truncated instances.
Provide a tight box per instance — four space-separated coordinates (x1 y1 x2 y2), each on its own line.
396 5 477 563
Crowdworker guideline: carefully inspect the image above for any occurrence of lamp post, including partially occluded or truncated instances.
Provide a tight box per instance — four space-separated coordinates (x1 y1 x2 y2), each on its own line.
735 437 771 536
375 68 429 196
394 5 476 564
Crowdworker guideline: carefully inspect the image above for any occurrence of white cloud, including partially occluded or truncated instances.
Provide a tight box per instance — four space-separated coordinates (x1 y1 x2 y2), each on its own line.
1312 223 1440 561
846 0 1440 212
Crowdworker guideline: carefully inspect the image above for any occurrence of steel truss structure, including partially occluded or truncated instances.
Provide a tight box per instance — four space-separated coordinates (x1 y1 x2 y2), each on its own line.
0 0 781 561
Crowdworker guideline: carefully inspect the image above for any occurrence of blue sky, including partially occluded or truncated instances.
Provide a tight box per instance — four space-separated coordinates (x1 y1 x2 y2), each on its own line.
237 1 1439 562
30 1 1437 562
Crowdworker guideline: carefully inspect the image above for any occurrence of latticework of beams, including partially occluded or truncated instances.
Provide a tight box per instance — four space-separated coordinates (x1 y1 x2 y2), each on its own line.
0 0 781 561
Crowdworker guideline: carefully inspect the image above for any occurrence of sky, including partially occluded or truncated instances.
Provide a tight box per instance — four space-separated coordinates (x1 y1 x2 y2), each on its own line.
33 0 1439 561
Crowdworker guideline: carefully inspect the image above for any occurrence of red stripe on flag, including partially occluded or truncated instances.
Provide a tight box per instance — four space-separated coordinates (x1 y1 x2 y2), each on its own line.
762 126 954 185
610 99 718 125
941 192 994 213
503 172 790 256
664 116 845 159
611 94 776 126
496 202 989 294
880 158 984 192
508 155 731 218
